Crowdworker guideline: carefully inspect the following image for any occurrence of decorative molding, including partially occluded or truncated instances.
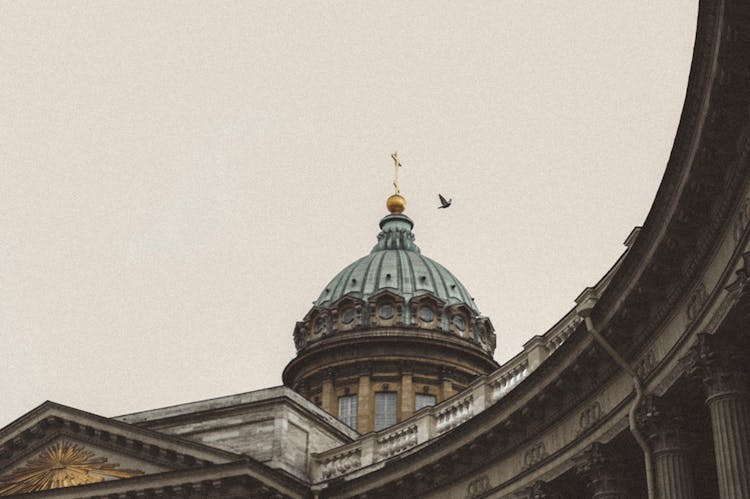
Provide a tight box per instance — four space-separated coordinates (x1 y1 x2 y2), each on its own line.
686 283 708 322
635 349 657 381
685 333 749 400
578 401 602 434
464 474 490 499
732 197 750 242
574 442 628 496
522 441 547 470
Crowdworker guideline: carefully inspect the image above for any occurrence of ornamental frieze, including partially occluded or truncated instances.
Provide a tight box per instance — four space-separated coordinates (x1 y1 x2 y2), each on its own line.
522 441 547 470
465 474 490 499
686 283 708 322
635 349 657 381
735 198 750 242
578 401 602 434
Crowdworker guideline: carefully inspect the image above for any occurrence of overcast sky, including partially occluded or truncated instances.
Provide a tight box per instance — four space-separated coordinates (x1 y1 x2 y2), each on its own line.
0 2 698 427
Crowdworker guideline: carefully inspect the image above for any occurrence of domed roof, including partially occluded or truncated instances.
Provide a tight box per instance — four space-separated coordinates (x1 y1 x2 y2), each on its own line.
315 213 480 314
292 206 495 355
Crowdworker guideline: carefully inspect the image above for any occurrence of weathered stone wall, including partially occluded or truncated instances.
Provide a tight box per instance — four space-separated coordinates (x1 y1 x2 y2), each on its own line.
117 386 356 481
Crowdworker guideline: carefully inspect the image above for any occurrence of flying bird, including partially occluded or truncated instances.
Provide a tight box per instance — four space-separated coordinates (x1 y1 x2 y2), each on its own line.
438 194 452 209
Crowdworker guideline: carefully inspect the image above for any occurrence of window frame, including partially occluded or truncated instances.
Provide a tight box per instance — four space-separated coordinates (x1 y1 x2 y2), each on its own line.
338 394 358 430
374 391 398 431
415 393 437 411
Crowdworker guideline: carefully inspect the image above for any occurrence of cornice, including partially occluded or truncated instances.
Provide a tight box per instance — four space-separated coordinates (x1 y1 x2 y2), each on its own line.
7 460 308 499
593 0 750 357
129 395 358 444
0 402 240 469
283 329 499 385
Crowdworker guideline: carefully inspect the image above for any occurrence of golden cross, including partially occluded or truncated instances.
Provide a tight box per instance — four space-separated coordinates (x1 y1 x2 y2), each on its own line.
391 151 402 194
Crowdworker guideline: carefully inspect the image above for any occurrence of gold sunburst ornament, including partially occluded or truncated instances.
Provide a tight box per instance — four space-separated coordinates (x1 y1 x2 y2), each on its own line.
0 440 144 495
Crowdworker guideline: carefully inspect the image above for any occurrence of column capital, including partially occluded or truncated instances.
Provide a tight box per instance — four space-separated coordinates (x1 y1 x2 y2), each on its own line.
638 397 697 499
513 480 561 499
686 336 750 498
574 442 623 475
637 396 692 454
686 333 748 401
574 443 629 498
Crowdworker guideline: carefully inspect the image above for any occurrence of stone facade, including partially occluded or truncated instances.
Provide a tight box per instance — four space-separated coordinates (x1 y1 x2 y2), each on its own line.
116 386 356 481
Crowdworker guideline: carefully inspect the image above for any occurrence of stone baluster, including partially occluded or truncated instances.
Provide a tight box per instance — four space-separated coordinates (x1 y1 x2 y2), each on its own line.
688 333 750 499
575 443 630 499
639 396 696 499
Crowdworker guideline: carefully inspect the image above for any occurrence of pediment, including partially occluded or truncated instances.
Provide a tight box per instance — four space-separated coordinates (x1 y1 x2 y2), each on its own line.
368 288 404 304
409 291 446 308
330 294 365 310
0 402 240 496
0 437 157 496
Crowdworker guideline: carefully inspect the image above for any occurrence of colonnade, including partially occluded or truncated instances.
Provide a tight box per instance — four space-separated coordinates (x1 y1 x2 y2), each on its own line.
516 333 749 499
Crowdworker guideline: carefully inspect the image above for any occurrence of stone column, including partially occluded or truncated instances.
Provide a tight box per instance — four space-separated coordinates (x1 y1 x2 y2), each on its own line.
639 397 696 499
400 368 414 421
575 443 630 499
321 369 336 415
358 373 372 433
689 333 750 499
440 367 455 401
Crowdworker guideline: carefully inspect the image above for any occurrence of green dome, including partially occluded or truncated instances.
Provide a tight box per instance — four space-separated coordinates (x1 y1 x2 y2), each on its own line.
292 212 495 354
315 213 480 314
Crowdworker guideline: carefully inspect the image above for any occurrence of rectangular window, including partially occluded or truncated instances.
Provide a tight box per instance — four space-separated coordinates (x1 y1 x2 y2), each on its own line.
374 392 397 431
415 394 436 411
338 395 358 430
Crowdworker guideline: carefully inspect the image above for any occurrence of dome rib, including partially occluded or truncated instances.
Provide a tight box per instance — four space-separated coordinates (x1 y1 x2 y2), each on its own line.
398 250 413 295
406 251 430 294
423 256 448 301
366 251 381 296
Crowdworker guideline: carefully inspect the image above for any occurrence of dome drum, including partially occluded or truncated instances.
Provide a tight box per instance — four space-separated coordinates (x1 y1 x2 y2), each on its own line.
284 331 499 386
282 330 500 433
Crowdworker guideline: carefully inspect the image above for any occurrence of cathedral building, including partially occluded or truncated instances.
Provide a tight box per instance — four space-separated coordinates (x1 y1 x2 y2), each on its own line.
2 2 750 497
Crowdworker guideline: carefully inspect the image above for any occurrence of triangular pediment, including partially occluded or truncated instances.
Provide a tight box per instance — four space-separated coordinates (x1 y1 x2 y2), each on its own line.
0 401 240 496
0 437 157 496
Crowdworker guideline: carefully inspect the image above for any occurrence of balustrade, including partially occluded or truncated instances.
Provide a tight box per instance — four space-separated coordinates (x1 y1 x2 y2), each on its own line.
311 309 582 480
318 446 362 480
377 425 418 459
